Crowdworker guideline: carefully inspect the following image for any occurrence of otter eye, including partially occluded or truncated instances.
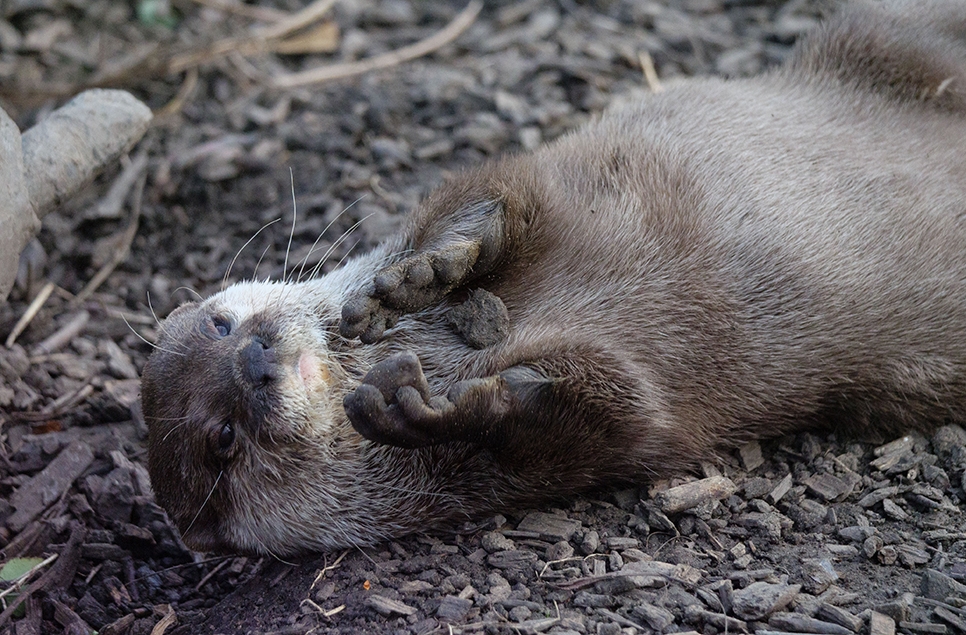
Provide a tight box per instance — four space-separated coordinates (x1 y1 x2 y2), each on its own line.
203 315 232 340
217 422 235 450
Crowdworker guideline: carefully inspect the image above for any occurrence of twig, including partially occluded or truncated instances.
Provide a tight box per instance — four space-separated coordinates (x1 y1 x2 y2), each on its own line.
272 0 482 89
5 281 55 348
150 605 177 635
157 67 199 119
256 0 337 40
39 383 94 416
194 558 230 591
0 553 58 603
29 311 89 356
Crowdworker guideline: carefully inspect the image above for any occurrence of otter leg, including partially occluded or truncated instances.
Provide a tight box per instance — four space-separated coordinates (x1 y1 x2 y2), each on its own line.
340 200 504 344
344 351 549 448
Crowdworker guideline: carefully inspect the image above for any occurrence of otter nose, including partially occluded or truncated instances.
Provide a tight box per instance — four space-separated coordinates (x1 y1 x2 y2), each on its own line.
240 337 278 387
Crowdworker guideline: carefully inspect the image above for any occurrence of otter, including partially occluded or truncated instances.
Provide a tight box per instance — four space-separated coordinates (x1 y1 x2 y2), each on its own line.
141 0 966 556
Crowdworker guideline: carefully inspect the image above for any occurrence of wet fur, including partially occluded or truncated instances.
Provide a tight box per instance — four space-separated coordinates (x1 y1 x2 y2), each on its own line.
141 0 966 555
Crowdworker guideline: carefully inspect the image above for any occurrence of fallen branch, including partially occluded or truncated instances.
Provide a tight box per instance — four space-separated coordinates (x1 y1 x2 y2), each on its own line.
272 0 482 89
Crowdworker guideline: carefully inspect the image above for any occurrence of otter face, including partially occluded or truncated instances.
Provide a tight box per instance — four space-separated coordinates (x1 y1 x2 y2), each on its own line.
141 281 353 554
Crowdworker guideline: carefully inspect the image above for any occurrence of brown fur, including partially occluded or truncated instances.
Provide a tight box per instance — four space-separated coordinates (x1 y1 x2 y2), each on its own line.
141 0 966 555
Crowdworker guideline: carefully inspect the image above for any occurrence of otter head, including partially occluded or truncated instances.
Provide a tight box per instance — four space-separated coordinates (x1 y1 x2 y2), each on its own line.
140 280 363 555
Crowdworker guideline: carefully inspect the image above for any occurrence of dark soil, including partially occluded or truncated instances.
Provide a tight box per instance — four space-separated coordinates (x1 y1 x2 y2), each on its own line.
2 0 966 634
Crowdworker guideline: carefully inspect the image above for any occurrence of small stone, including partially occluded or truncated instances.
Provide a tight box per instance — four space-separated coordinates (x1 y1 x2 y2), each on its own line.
932 426 966 462
864 535 885 558
801 558 839 594
731 581 801 620
878 545 899 565
546 540 574 561
481 532 515 553
744 477 774 499
580 530 600 555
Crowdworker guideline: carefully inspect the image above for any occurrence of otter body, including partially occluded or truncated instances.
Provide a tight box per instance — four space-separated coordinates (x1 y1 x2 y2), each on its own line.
142 0 966 555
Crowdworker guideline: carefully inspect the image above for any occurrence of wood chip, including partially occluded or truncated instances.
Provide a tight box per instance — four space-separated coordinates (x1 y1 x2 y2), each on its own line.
436 595 473 621
934 607 966 634
922 570 966 601
653 476 737 515
803 473 854 501
768 473 794 504
769 612 853 635
731 581 801 620
516 512 581 542
739 441 764 471
858 486 900 508
871 612 897 635
365 595 417 617
816 602 864 632
899 622 947 634
7 440 95 532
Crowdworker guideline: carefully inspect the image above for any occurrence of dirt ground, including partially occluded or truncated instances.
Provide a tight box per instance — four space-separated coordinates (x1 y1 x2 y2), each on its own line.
2 0 966 633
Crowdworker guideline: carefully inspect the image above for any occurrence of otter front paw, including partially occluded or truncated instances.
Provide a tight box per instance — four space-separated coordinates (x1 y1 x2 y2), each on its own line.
340 242 481 343
343 351 455 447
